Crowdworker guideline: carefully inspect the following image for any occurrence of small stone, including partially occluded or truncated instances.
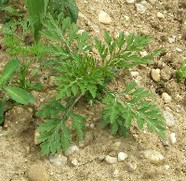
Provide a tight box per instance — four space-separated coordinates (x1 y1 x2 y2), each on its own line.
175 47 183 52
168 35 176 43
125 161 137 172
64 145 79 156
160 66 173 81
163 111 175 127
151 69 160 82
162 140 169 146
98 11 112 25
77 29 85 35
71 159 79 166
96 155 106 162
157 12 165 18
126 0 136 3
135 2 147 14
165 165 170 170
130 71 139 78
28 164 49 181
162 93 172 103
140 50 148 57
169 133 176 145
49 154 67 166
105 155 118 164
118 152 128 161
143 150 164 164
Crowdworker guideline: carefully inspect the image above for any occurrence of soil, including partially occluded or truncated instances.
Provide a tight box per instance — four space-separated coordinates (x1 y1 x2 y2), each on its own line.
0 0 186 181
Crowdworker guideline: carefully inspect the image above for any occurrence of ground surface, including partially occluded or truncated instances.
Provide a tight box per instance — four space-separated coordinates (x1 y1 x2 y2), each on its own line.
0 0 186 181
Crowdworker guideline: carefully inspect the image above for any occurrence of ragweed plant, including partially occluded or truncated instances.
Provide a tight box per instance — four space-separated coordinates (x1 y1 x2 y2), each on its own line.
36 15 165 156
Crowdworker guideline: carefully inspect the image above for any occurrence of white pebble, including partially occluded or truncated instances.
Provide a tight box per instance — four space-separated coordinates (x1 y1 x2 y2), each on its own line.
49 154 67 166
165 164 170 170
135 3 146 14
140 50 148 57
157 12 165 18
64 145 79 156
151 69 160 82
175 47 183 52
168 35 176 43
143 150 165 164
130 71 139 77
162 93 172 103
118 152 128 161
163 111 175 127
98 11 112 25
105 155 118 164
126 0 136 3
71 159 79 166
170 133 176 145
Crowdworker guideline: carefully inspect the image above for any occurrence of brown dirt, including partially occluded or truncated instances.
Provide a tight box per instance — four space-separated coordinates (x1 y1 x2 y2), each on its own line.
0 0 186 180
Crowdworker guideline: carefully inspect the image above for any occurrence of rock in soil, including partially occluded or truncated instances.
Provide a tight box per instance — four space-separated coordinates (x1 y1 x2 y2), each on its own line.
105 155 118 164
125 161 137 172
143 150 165 164
151 69 161 82
162 92 172 103
169 133 177 145
98 11 112 25
27 164 49 181
49 154 67 166
163 111 176 127
117 152 128 161
64 145 79 156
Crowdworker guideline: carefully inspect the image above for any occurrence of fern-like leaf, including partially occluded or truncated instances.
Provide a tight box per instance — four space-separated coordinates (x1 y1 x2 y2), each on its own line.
102 82 165 137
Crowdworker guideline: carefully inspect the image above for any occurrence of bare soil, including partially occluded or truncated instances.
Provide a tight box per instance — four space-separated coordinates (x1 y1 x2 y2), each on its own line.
0 0 186 180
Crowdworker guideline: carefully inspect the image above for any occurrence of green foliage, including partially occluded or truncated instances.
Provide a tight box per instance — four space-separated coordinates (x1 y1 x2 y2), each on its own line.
176 59 186 82
0 100 4 124
2 20 46 90
26 0 46 41
4 86 34 104
35 15 165 156
36 100 85 156
0 59 34 104
25 0 79 41
0 58 34 124
102 82 165 137
48 0 79 23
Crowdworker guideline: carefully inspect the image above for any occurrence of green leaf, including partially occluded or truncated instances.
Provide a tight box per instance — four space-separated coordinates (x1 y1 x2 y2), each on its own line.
0 100 4 124
1 59 20 85
176 59 186 82
66 0 79 23
4 86 34 104
72 113 86 140
26 0 46 41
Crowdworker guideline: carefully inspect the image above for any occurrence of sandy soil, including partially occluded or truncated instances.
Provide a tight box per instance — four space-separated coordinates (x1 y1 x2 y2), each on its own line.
0 0 186 180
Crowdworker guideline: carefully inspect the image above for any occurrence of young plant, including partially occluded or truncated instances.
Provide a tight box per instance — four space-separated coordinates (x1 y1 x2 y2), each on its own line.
0 59 34 124
2 20 46 91
176 59 186 82
36 15 165 156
